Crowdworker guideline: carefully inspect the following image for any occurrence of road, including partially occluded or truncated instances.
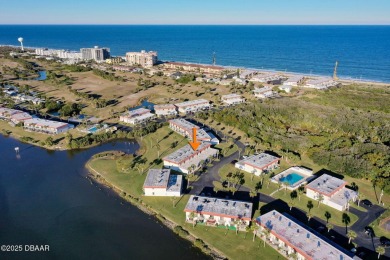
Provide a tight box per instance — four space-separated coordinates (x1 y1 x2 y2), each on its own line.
185 119 388 258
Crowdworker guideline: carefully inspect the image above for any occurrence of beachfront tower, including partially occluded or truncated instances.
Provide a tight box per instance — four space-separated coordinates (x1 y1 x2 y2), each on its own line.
18 37 24 51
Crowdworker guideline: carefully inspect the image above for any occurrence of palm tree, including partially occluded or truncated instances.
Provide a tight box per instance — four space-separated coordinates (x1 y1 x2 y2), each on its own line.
250 222 258 242
297 185 305 201
357 193 365 207
326 223 333 233
262 227 271 247
317 193 324 207
376 246 385 259
324 211 332 223
307 200 314 213
245 225 251 239
233 219 240 235
249 189 257 201
288 200 295 211
347 230 357 244
306 213 312 223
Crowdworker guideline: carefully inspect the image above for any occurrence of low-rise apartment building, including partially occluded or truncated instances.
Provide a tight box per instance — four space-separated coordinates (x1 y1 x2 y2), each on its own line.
169 118 216 143
255 210 354 260
154 104 178 116
306 174 357 211
24 118 74 134
119 108 155 125
304 78 337 90
126 50 158 68
221 94 245 105
163 62 224 75
235 153 280 176
254 86 277 99
0 107 23 120
284 75 305 86
249 73 284 84
163 142 218 174
184 195 253 230
10 112 33 125
143 169 182 197
175 99 210 114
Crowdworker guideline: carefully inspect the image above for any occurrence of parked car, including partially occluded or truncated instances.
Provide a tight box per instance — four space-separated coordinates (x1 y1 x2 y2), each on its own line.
364 226 373 236
380 236 390 247
361 199 373 207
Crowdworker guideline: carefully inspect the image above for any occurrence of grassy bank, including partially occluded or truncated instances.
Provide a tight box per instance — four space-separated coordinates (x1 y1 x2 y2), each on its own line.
86 127 282 260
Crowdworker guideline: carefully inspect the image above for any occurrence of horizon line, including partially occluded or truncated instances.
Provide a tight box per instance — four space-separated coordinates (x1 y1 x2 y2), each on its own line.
0 23 390 26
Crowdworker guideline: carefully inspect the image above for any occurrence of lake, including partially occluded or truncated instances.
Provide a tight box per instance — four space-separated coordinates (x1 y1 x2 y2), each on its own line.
0 135 209 259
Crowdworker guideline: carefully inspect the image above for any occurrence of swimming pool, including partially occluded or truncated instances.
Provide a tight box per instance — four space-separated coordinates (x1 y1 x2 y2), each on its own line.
279 173 304 186
88 126 98 133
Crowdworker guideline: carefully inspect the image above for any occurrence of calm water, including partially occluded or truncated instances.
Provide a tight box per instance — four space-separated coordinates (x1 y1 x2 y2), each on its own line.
0 135 209 260
35 71 47 81
279 173 304 186
0 25 389 82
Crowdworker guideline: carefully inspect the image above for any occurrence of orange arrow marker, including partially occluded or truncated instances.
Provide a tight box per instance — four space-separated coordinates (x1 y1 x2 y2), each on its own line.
189 127 201 151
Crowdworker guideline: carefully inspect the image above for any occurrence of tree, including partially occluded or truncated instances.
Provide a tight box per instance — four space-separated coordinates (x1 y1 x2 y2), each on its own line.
233 219 240 235
65 132 73 145
376 246 385 259
290 190 298 201
342 213 351 233
317 193 324 207
324 211 332 223
262 226 271 247
45 136 54 146
306 213 312 223
189 212 196 228
250 223 258 242
326 223 333 233
347 230 357 244
249 189 257 201
357 193 365 207
135 162 146 175
297 185 305 201
307 200 314 213
288 200 295 211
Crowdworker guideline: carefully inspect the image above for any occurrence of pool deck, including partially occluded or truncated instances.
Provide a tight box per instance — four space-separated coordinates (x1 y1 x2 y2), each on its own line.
271 166 314 190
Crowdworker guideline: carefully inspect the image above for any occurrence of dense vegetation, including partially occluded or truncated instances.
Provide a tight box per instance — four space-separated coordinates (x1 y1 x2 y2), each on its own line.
201 86 390 192
176 73 196 84
62 64 91 72
92 69 125 82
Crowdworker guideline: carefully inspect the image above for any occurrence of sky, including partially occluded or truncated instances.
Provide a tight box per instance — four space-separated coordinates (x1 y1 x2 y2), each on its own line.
0 0 389 25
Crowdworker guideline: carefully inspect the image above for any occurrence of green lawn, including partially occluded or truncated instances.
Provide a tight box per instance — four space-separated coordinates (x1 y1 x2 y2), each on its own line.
217 162 360 226
272 190 358 227
343 175 390 206
217 164 279 195
214 142 239 157
86 127 283 260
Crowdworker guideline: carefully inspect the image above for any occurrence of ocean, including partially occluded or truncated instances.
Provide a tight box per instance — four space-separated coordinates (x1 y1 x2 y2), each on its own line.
0 25 389 82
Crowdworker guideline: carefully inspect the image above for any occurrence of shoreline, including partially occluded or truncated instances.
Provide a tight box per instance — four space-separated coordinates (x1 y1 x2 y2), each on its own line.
1 44 389 84
85 157 227 260
0 130 132 151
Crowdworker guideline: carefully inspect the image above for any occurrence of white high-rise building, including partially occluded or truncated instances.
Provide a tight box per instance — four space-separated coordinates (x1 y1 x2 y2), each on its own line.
81 46 110 61
126 50 158 68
